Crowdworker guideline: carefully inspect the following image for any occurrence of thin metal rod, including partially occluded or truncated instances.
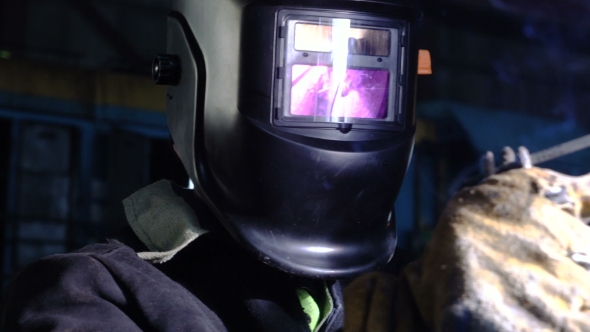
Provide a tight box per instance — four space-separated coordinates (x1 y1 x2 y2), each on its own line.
530 134 590 165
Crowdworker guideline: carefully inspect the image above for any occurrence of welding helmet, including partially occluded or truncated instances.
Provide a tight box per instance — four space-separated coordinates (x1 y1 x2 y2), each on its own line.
153 0 424 279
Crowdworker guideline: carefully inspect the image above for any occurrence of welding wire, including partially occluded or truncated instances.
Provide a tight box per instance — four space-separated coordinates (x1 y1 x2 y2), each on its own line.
530 134 590 165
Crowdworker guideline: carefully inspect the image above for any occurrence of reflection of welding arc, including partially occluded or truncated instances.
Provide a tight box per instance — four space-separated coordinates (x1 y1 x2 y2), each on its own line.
292 66 314 87
328 81 344 118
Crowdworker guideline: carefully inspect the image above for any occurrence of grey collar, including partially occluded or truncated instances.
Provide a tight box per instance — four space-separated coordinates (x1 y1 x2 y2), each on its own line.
123 180 208 263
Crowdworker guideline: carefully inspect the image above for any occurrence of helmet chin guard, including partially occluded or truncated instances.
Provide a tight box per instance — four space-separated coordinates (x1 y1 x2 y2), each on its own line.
162 0 420 279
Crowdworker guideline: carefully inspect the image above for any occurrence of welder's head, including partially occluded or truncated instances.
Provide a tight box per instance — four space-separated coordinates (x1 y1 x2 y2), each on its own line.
153 0 427 279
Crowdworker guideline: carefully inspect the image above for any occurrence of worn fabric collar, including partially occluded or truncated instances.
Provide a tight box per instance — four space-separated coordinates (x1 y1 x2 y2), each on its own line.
123 180 208 263
123 180 342 331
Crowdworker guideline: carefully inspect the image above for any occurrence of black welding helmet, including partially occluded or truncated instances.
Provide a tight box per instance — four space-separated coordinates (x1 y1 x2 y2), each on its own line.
153 0 424 279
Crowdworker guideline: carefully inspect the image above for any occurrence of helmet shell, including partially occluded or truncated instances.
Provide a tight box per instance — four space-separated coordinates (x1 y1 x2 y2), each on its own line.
166 0 420 278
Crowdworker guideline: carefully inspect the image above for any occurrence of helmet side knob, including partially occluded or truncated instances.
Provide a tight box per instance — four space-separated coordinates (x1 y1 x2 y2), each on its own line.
152 54 181 85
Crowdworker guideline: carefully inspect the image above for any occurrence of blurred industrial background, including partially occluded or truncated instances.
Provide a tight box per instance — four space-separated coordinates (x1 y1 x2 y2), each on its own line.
1 0 590 288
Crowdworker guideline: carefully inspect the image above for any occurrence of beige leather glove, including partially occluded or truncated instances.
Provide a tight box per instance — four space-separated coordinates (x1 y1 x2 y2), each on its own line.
344 272 397 332
405 167 590 331
346 167 590 332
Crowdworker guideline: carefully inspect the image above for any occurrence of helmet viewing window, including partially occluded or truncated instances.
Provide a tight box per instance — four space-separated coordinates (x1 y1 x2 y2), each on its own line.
294 23 391 56
274 10 409 130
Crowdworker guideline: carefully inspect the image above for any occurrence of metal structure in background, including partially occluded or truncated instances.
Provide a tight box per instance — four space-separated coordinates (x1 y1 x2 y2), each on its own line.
12 123 76 274
0 108 169 290
65 0 144 65
0 0 172 73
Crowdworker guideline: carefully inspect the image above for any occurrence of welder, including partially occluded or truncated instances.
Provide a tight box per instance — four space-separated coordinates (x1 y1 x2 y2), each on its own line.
1 0 430 330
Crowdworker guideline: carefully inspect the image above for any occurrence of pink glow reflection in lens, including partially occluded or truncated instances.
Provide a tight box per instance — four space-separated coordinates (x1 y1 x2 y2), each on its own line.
290 65 389 119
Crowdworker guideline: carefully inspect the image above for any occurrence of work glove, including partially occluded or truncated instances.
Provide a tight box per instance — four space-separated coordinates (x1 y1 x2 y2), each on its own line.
346 167 590 332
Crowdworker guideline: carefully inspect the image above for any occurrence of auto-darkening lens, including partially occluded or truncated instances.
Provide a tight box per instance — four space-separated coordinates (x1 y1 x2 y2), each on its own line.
290 65 389 119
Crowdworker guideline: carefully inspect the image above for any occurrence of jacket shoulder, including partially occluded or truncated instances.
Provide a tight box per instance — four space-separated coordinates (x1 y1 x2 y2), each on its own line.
1 241 227 332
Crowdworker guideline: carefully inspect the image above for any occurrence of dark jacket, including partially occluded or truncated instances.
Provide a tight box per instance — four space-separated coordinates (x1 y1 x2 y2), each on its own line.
1 180 344 332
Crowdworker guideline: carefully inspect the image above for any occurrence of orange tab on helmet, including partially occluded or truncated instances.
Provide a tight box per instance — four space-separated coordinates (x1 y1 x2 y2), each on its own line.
418 49 432 75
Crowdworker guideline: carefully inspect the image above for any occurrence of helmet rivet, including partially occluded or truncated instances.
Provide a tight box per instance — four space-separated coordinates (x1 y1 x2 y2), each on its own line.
152 54 181 85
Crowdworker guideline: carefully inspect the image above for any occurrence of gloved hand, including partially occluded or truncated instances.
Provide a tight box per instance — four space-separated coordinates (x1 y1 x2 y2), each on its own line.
404 167 590 331
345 167 590 332
343 272 397 332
